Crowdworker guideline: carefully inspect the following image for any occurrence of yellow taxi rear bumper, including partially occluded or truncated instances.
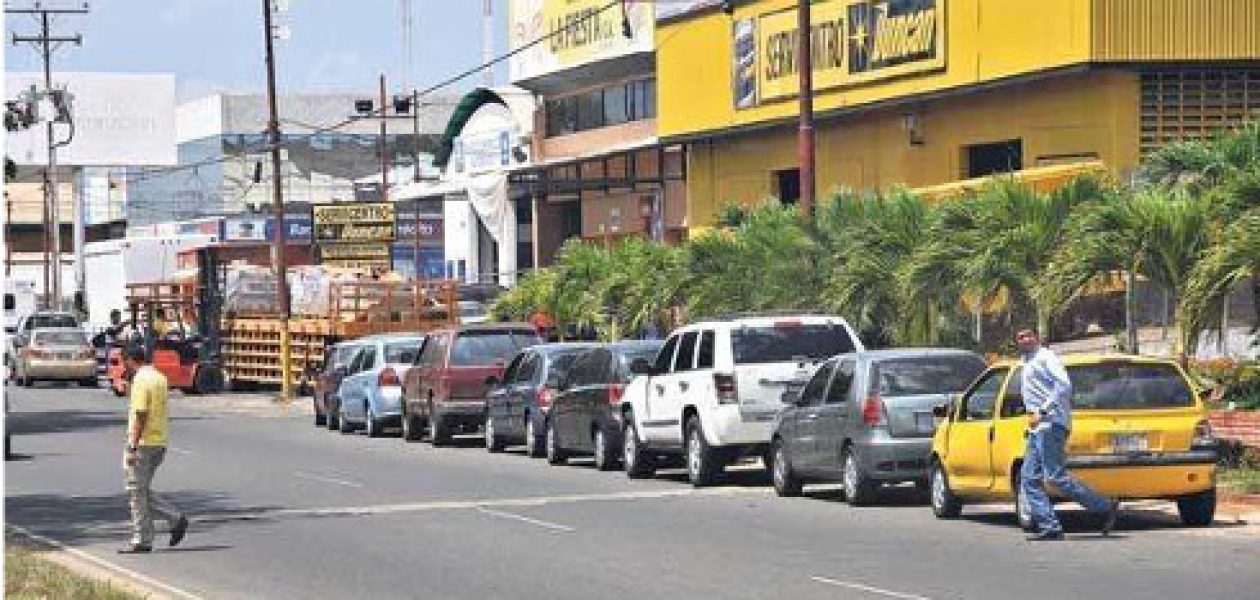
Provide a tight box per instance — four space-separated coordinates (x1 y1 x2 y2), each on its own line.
1068 460 1216 499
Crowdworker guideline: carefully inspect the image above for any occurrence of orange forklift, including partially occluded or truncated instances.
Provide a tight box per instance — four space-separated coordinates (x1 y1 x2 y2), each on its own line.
106 259 226 396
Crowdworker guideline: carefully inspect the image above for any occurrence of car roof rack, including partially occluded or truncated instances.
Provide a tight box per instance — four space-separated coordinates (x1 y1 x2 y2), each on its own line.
705 310 830 322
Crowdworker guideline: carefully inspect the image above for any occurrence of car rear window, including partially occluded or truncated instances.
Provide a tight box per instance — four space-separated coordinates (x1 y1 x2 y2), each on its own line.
732 324 857 365
616 345 662 382
450 330 540 366
1068 363 1195 410
544 350 584 387
35 330 87 346
873 355 987 396
385 340 424 364
31 314 78 329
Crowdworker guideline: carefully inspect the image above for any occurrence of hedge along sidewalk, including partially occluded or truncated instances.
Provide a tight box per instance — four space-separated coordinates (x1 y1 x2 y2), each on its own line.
6 528 194 600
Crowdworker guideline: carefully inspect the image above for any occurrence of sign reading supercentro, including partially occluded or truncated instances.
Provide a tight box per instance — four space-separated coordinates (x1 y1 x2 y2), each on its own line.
735 0 945 109
312 202 396 268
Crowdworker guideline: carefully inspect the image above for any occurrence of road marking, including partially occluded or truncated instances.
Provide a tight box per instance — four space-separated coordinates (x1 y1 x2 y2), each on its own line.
167 447 194 455
292 471 364 488
475 507 575 532
197 486 769 523
7 524 205 600
810 576 934 600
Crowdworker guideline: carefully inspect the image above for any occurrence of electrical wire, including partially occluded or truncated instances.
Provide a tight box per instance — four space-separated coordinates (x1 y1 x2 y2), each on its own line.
117 0 629 186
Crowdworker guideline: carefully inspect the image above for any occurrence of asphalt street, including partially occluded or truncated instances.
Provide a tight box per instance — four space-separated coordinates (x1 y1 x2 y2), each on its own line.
6 383 1260 600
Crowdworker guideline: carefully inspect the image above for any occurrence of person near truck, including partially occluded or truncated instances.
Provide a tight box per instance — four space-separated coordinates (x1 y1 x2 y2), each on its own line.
1015 329 1119 541
119 344 189 553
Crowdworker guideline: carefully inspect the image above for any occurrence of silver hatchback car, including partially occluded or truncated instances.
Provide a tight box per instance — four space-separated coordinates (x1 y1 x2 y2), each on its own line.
771 348 986 505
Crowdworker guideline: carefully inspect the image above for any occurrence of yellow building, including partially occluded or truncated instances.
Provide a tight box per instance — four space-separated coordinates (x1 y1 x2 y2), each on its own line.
656 0 1260 229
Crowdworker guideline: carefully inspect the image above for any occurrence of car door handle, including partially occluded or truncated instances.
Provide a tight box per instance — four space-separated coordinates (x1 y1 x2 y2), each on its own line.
679 381 689 392
655 384 665 395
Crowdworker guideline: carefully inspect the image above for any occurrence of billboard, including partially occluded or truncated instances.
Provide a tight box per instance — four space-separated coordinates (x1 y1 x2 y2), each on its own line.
737 0 945 108
312 202 396 243
4 72 176 166
509 0 654 83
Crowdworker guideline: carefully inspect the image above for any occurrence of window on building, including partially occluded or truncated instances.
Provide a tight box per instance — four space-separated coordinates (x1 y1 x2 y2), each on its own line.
773 168 801 206
560 201 582 240
543 78 656 137
576 89 603 131
964 140 1023 178
603 85 629 126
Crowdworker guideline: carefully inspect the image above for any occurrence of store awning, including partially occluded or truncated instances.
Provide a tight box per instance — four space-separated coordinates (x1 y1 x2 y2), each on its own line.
911 161 1108 202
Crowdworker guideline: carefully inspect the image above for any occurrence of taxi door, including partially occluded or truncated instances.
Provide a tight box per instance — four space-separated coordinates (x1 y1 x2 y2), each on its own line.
941 367 1009 492
990 367 1029 495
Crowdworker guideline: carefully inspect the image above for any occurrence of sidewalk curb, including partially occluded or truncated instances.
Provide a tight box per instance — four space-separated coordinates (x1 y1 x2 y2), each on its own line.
7 525 203 600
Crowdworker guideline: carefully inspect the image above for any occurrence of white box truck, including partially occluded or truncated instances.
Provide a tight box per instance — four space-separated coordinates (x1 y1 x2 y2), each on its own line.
83 235 216 332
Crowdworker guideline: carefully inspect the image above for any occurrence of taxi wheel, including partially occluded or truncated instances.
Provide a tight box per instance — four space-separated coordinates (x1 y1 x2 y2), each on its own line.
1176 489 1216 527
930 460 963 519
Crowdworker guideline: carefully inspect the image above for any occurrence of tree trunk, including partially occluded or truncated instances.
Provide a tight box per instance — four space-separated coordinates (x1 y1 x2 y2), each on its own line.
1125 270 1140 355
1036 306 1051 344
973 304 983 348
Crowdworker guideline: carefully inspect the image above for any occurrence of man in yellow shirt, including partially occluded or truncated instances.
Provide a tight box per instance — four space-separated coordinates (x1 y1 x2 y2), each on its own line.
119 345 189 554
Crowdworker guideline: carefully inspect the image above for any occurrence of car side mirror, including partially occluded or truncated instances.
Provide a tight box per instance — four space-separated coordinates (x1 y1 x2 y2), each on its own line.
932 403 950 419
485 375 500 387
629 358 654 376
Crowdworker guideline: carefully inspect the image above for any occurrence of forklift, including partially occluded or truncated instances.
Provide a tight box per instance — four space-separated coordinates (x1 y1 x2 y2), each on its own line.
106 247 226 396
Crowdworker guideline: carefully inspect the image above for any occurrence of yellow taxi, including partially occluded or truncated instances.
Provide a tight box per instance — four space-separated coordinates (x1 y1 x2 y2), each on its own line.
928 355 1218 528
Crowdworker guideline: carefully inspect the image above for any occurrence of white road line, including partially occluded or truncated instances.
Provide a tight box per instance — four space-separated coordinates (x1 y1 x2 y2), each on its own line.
475 507 575 532
195 485 769 523
810 576 934 600
292 471 364 488
7 524 205 600
167 447 194 455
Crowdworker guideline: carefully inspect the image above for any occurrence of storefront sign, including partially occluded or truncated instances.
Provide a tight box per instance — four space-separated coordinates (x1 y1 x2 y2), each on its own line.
740 0 944 108
316 243 393 270
394 217 444 242
312 202 396 243
221 214 313 243
452 130 512 174
509 0 653 83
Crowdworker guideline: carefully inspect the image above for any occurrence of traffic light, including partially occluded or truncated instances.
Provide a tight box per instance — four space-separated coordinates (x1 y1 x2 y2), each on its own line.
392 95 412 115
49 88 74 124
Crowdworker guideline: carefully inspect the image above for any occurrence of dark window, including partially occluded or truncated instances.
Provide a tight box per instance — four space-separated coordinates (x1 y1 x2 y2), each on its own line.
419 333 449 367
774 168 801 206
359 347 378 372
29 314 78 329
1000 366 1027 418
565 350 606 387
731 323 857 365
543 350 584 387
576 90 603 131
501 354 525 385
515 353 540 383
674 332 699 372
603 85 628 126
450 330 541 366
3 294 14 310
385 339 424 364
871 355 987 397
642 78 656 118
615 343 664 382
696 330 715 370
1068 363 1195 410
560 201 583 240
654 335 679 374
965 139 1023 178
959 369 1007 421
800 361 837 406
827 361 856 404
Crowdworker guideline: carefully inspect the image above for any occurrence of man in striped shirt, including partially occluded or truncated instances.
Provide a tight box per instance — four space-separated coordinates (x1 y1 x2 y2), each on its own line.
1016 329 1119 541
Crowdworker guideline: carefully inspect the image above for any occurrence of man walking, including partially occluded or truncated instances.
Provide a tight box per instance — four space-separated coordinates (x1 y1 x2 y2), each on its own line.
119 344 189 554
1015 329 1119 541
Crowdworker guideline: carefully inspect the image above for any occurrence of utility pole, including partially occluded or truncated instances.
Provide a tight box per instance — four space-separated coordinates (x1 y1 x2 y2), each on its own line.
379 74 389 201
796 0 816 220
8 2 88 309
482 0 494 87
262 0 293 401
412 89 421 183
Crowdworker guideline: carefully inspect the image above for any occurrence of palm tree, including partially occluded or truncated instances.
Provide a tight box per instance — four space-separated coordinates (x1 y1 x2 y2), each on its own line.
1181 209 1260 353
1042 187 1212 356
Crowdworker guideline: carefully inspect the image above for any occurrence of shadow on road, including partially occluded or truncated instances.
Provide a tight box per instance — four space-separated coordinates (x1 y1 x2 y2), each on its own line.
6 409 208 437
6 490 285 547
958 505 1247 533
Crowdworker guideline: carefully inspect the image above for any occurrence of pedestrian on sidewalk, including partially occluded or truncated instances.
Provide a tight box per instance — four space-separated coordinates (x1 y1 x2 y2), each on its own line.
1015 329 1120 541
119 344 189 554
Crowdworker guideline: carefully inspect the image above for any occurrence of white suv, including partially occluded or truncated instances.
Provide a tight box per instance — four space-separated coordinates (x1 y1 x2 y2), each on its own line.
619 314 864 486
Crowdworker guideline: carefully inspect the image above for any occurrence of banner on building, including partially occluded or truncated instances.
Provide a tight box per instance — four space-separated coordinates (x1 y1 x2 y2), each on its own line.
312 202 396 243
737 0 945 109
222 214 313 243
509 0 654 83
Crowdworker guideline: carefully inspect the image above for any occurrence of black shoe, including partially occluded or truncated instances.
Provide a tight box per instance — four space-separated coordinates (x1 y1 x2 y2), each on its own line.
1100 501 1120 536
117 544 152 554
1026 530 1065 542
169 516 189 547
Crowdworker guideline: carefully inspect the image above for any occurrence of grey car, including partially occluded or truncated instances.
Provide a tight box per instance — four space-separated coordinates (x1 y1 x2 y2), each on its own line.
771 348 986 505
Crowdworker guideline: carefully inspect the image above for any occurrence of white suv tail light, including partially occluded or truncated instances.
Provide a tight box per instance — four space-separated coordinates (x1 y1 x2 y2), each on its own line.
714 373 738 404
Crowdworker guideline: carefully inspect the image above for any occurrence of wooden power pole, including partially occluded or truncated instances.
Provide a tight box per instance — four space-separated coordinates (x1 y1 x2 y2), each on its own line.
262 0 293 401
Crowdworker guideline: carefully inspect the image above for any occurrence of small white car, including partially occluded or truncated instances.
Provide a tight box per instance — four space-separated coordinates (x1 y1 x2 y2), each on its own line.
619 314 864 486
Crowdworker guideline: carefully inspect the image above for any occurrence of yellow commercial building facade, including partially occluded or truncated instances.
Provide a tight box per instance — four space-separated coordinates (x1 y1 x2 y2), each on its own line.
656 0 1260 229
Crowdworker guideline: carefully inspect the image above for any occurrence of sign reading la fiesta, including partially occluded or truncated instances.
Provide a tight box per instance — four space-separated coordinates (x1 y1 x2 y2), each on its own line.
736 0 945 109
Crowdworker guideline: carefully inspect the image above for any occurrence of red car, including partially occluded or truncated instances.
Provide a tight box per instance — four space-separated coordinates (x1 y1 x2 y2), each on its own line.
401 324 541 445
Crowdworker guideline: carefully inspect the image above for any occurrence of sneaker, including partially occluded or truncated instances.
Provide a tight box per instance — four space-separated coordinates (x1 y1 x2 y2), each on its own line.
117 543 153 554
1026 529 1065 542
169 515 189 547
1100 501 1120 536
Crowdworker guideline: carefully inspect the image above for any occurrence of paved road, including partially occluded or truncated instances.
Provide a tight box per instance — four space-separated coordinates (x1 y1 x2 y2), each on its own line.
6 383 1259 600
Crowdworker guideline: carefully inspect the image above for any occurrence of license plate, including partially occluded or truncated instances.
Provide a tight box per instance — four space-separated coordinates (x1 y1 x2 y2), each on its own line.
915 411 936 433
1111 433 1148 453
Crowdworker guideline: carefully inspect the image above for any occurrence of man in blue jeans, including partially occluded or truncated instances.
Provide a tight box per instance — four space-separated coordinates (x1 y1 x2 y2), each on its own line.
1016 329 1119 541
